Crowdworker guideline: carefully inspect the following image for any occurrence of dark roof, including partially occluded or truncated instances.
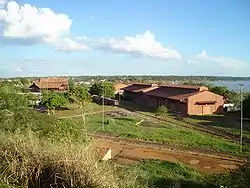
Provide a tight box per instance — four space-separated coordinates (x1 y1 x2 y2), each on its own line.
122 83 156 93
145 86 199 99
159 84 207 90
167 92 200 101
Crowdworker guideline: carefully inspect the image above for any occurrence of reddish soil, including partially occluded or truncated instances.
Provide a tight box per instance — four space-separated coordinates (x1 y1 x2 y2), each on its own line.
91 135 247 174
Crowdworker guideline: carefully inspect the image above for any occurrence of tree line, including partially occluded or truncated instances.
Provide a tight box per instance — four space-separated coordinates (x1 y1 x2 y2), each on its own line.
40 81 115 112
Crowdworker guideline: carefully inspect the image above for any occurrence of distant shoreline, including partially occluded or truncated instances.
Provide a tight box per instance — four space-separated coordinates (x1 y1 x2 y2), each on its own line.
1 76 250 82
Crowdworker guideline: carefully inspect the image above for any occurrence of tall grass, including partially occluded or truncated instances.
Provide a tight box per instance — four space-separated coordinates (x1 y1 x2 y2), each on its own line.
0 132 138 188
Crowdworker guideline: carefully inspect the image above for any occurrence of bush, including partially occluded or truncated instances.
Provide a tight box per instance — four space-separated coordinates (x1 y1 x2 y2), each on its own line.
209 162 250 188
154 105 168 117
0 132 138 188
89 82 115 98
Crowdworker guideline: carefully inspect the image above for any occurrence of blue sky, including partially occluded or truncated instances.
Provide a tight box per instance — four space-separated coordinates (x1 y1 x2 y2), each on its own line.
0 0 249 77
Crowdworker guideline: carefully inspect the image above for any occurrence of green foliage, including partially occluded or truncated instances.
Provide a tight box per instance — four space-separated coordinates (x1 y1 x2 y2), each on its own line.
19 77 29 86
41 91 68 109
210 86 231 98
0 87 29 113
128 160 204 188
71 86 91 104
154 105 168 117
0 133 136 188
243 94 250 117
209 163 250 188
80 114 250 155
68 78 75 92
89 81 115 98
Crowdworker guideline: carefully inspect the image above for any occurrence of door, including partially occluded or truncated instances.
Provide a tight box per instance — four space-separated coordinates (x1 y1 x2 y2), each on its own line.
202 105 212 115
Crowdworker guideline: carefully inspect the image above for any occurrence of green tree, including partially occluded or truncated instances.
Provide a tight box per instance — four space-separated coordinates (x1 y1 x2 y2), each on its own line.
20 77 29 86
210 86 231 98
227 91 240 107
41 92 68 113
89 81 115 98
70 86 91 124
155 105 168 117
68 78 75 92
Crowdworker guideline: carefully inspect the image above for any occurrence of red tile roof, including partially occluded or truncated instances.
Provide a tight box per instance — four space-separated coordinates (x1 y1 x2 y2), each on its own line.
123 83 210 102
145 86 199 98
35 82 64 89
32 77 68 90
122 83 157 93
159 84 208 91
37 77 68 83
167 92 200 101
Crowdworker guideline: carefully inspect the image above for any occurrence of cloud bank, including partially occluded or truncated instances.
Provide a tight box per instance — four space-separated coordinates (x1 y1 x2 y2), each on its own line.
0 1 248 76
0 1 180 60
0 1 87 51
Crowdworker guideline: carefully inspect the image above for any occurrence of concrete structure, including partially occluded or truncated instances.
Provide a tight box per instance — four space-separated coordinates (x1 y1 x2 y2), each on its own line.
29 77 69 92
122 83 224 115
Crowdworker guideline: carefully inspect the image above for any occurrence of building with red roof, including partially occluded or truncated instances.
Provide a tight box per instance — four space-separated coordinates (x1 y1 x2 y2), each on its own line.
122 83 224 115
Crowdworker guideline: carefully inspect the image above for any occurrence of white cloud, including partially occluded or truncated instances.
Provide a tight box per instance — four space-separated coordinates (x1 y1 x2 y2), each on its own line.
80 31 181 60
14 67 24 72
0 1 86 51
196 50 208 59
185 60 196 64
0 2 179 59
196 50 246 70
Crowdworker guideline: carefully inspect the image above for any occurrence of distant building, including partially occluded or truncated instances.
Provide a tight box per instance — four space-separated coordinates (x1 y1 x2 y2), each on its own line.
122 83 224 115
29 77 69 92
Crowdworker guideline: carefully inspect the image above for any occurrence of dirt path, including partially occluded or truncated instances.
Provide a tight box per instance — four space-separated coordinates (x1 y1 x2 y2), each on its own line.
91 135 247 174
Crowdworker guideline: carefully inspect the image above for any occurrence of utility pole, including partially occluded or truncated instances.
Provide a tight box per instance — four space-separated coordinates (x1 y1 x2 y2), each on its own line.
47 78 49 115
101 80 106 129
239 84 244 153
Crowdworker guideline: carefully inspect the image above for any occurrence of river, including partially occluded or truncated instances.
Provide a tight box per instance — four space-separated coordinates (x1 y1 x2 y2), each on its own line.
211 81 250 92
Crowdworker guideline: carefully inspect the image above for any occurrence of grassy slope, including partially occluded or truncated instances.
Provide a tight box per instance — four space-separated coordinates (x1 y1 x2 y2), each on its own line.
122 159 205 188
185 115 250 139
54 103 117 117
121 159 250 188
72 114 250 155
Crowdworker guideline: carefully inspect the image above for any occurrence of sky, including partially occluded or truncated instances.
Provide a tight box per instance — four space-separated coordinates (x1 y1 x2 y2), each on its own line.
0 0 249 77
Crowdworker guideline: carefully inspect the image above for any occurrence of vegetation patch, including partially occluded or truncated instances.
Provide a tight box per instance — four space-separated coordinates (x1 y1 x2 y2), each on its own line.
123 160 205 188
0 132 137 188
78 114 250 155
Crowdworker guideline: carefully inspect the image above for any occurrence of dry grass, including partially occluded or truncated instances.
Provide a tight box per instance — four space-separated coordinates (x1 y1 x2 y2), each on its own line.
0 132 138 188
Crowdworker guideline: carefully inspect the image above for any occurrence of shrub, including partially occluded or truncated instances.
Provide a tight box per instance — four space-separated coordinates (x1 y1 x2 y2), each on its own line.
0 132 138 188
154 105 168 117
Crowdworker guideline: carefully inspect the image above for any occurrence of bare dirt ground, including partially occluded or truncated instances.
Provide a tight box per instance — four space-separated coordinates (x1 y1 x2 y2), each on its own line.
91 134 247 174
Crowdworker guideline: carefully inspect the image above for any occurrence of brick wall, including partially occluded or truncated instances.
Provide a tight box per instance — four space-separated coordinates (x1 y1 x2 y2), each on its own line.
187 91 224 115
